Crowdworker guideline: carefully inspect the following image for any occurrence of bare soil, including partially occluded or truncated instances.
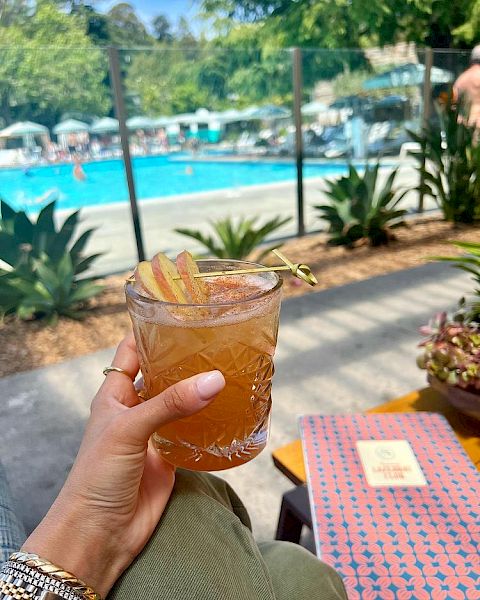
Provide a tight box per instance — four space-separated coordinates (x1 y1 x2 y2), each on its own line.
1 217 479 378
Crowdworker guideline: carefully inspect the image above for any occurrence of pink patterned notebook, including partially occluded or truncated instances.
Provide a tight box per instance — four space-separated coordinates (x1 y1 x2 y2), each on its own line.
299 413 480 599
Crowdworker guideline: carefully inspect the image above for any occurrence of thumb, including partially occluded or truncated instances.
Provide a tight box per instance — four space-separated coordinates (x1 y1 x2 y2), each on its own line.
118 370 225 445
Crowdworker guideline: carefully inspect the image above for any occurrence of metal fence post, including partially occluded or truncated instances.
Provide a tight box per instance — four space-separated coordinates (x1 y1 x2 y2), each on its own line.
108 46 145 262
419 47 433 214
292 47 305 237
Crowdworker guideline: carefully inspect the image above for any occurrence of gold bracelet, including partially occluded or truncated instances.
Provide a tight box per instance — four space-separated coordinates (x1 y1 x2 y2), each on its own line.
8 553 102 600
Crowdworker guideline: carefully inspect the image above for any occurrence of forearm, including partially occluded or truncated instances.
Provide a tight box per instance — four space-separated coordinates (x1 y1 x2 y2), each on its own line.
21 494 132 599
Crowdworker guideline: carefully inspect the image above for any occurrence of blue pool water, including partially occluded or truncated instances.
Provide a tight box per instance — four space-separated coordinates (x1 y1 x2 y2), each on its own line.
0 154 350 213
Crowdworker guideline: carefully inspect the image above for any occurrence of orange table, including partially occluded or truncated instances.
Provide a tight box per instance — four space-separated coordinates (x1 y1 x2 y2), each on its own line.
272 387 480 542
272 387 480 486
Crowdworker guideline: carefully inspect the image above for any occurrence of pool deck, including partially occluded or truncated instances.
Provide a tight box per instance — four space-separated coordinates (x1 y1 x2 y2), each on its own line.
76 160 433 276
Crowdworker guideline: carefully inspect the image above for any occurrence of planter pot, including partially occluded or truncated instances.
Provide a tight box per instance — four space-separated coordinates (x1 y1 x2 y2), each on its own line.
428 374 480 422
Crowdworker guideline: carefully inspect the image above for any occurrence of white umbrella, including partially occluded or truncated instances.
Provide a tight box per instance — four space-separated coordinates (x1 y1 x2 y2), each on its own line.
126 116 156 130
53 119 89 135
0 121 48 138
301 101 328 116
241 104 291 120
153 116 173 127
170 109 219 125
168 113 194 125
90 117 119 134
0 121 49 149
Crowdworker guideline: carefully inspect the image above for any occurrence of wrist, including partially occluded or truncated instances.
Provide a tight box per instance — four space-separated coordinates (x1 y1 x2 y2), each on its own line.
21 496 131 598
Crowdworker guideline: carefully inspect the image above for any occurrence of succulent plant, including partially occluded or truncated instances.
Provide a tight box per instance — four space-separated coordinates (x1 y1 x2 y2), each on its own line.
175 215 291 260
314 162 407 248
417 311 480 391
0 199 103 322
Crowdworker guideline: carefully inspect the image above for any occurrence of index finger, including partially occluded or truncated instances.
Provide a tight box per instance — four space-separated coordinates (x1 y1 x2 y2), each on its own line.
100 333 141 408
110 332 140 380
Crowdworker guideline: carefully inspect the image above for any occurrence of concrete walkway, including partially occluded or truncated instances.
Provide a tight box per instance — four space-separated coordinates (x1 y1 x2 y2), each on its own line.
0 262 470 541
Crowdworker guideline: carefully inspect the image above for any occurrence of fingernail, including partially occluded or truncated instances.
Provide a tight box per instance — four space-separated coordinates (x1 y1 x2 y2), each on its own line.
196 371 225 401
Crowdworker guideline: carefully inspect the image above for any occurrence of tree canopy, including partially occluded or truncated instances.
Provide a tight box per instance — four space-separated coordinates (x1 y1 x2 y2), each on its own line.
200 0 478 49
0 0 478 127
0 2 109 126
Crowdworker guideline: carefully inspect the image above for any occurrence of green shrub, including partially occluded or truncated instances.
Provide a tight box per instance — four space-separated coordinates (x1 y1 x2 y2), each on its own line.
0 199 103 322
408 94 480 224
174 215 292 260
429 240 480 321
314 162 407 247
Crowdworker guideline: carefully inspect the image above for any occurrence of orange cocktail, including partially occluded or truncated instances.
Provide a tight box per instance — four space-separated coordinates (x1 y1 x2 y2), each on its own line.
126 259 282 471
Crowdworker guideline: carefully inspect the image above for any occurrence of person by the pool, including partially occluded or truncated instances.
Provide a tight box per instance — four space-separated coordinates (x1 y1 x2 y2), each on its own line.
73 157 86 181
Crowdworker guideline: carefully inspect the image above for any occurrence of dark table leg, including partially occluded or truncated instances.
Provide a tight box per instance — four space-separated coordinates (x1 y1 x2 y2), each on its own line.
275 485 312 543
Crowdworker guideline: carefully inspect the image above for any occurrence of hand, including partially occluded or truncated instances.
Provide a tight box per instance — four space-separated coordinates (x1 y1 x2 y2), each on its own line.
22 334 225 598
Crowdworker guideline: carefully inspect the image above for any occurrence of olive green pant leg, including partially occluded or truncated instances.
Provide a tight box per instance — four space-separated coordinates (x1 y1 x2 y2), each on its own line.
258 541 348 600
108 470 347 600
108 469 277 600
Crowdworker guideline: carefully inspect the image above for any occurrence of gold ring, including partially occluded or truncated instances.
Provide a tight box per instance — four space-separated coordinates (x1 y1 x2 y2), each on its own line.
103 366 132 379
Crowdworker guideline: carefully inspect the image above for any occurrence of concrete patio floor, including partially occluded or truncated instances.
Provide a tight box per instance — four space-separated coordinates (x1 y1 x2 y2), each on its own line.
0 262 470 542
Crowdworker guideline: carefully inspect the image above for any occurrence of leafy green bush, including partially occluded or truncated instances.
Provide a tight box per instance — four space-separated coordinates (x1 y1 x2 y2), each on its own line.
0 200 103 322
408 94 480 224
430 240 480 321
314 162 407 247
174 215 292 260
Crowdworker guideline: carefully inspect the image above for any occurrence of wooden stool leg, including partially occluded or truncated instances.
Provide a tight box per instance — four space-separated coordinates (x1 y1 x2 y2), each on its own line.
275 485 312 543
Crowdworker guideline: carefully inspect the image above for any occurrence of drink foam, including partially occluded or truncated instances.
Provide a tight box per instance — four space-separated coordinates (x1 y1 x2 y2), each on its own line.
204 274 275 304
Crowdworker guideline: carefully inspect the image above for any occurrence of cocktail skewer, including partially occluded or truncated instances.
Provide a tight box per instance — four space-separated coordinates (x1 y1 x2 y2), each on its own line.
170 249 318 286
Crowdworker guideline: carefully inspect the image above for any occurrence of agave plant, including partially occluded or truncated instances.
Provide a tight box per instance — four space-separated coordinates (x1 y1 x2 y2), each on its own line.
408 93 480 224
174 215 291 260
0 199 103 322
314 162 407 247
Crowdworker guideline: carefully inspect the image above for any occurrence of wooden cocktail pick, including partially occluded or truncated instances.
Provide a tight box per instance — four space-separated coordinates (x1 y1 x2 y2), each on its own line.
172 249 318 286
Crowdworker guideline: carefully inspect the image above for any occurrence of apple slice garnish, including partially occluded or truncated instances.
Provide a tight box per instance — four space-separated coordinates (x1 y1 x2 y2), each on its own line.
151 252 188 303
176 250 210 304
134 261 167 300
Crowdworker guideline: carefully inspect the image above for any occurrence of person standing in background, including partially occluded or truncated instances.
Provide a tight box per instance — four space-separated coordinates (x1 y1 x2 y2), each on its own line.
453 44 480 127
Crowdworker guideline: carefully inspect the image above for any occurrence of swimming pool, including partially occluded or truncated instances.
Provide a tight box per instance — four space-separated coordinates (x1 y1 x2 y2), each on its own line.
0 155 351 213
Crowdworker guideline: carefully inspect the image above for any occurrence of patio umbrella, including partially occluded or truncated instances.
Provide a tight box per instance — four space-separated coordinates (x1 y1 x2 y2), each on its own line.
0 121 48 138
242 104 291 120
216 109 245 123
90 117 119 134
374 94 408 108
153 116 173 127
126 116 156 130
362 63 454 91
329 95 374 110
172 110 215 125
52 119 89 135
301 101 328 116
171 113 198 125
0 120 49 148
